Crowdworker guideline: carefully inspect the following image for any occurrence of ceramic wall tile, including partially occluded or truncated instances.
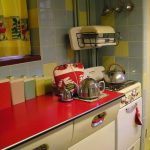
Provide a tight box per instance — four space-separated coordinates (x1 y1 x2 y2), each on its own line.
43 63 57 79
52 0 65 10
0 66 11 78
128 42 143 58
115 57 129 73
10 64 29 77
128 7 143 26
101 13 115 27
115 12 128 27
28 61 43 76
39 9 54 27
55 28 68 46
39 27 56 47
129 58 143 74
65 0 73 11
78 11 87 26
128 25 143 42
66 11 74 27
53 10 67 27
39 0 52 9
78 0 86 11
115 26 129 41
99 46 115 56
102 56 115 70
115 41 129 57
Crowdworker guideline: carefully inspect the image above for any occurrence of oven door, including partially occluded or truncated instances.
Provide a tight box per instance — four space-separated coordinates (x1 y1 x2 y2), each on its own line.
116 97 142 150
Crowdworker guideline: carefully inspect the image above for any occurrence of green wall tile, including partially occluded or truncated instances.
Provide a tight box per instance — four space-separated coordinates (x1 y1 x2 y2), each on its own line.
102 56 115 70
115 41 129 57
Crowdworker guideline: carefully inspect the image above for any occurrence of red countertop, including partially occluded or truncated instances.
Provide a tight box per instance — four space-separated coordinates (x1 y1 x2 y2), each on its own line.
0 90 124 149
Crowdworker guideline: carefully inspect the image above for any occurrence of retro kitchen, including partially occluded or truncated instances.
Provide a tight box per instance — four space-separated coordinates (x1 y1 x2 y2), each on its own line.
0 0 150 150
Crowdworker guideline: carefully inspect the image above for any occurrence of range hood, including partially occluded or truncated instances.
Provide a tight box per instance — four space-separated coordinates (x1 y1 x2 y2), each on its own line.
69 25 120 50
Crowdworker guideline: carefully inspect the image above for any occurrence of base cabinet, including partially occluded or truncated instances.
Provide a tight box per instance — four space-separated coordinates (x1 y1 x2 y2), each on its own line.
68 121 116 150
12 122 73 150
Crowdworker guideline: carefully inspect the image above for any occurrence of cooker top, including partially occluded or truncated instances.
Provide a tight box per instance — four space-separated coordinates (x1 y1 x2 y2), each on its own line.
105 80 137 91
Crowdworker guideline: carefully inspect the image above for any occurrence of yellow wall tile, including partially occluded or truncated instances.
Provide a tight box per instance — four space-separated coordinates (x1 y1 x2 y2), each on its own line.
43 63 57 80
115 41 129 57
28 8 39 28
101 13 115 27
79 11 87 26
102 56 115 70
35 77 45 96
65 0 73 11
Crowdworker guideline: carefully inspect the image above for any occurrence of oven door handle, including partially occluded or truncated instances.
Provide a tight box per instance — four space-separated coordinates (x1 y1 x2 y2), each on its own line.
126 103 137 113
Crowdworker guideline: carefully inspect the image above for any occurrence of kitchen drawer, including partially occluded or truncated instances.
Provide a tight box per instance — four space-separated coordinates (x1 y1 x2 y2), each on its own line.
70 99 120 145
69 121 116 150
12 122 73 150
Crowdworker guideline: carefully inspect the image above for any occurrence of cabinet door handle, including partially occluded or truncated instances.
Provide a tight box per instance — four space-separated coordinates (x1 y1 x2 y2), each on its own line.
126 103 137 113
129 146 135 150
33 144 49 150
91 112 106 127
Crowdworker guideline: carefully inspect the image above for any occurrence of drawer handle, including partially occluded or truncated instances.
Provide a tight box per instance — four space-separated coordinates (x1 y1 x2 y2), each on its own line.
33 144 49 150
129 146 135 150
91 112 106 127
126 103 137 113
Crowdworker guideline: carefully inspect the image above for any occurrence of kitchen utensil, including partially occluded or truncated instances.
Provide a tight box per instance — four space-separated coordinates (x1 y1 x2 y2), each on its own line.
114 0 123 13
103 64 126 84
78 77 105 99
124 0 134 11
102 0 112 15
59 88 73 102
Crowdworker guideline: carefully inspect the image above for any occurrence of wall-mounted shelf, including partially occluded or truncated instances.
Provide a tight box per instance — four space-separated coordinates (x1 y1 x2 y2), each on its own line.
69 26 120 50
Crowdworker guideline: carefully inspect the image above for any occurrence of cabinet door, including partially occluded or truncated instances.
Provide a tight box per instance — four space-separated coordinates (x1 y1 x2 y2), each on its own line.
13 122 73 150
69 121 116 150
71 100 120 145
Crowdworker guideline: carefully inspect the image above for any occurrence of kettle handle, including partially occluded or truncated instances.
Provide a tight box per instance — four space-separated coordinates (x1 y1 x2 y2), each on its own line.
109 63 125 74
98 81 105 92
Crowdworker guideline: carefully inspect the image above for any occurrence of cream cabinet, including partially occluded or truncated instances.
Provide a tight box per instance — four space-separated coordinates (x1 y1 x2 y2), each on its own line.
13 122 73 150
68 100 120 150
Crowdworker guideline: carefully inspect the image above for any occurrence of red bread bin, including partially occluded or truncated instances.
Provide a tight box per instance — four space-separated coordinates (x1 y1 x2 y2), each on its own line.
0 79 12 110
53 63 84 94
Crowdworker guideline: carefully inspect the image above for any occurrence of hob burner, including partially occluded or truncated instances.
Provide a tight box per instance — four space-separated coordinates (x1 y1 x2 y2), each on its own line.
105 80 137 91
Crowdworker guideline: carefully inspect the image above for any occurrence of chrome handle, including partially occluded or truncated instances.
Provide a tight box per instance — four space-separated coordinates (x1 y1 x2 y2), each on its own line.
91 112 106 127
129 146 135 150
126 103 137 113
33 144 49 150
98 81 105 92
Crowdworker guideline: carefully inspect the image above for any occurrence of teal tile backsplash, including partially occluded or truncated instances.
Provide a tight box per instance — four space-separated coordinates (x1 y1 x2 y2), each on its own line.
0 0 144 84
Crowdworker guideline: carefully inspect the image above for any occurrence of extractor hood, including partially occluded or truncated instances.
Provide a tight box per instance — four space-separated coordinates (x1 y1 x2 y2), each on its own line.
69 25 120 50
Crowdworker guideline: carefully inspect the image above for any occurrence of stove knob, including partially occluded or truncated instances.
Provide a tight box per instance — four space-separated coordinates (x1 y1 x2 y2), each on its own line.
121 97 128 104
131 89 137 97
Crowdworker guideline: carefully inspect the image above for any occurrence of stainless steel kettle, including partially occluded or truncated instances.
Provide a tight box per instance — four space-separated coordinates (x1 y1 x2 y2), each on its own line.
78 77 105 99
103 64 126 84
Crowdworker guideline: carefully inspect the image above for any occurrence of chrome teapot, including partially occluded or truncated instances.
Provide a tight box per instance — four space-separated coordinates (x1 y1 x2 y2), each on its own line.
78 77 105 100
